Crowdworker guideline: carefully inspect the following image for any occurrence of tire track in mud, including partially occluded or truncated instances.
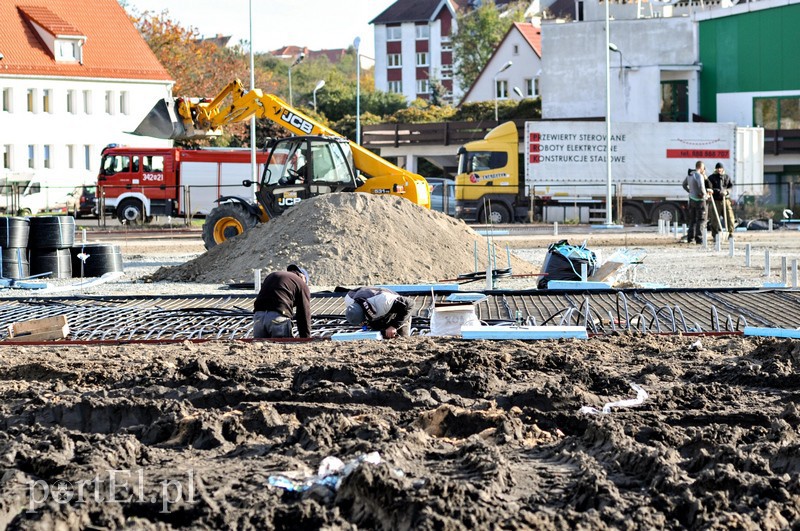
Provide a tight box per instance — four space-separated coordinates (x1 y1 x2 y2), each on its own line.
1 335 799 529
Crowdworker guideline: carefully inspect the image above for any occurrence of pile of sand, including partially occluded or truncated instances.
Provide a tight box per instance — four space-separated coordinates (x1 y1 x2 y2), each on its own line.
150 193 534 285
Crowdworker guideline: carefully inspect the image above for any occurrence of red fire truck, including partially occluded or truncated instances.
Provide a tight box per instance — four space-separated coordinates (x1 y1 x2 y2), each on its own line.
97 145 267 223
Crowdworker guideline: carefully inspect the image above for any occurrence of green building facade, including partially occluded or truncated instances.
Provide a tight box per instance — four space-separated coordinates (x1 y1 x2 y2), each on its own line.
699 1 800 212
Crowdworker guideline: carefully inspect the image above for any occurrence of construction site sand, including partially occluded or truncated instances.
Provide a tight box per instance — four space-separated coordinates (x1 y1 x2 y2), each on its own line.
149 193 535 286
2 335 799 528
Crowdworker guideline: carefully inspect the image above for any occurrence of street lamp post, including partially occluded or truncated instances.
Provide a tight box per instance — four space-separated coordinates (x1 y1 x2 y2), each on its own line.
353 36 361 144
604 1 613 225
248 0 257 202
288 52 305 107
493 61 513 121
313 80 326 112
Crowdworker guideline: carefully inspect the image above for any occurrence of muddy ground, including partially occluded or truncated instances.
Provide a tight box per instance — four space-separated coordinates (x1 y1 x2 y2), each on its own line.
1 335 799 529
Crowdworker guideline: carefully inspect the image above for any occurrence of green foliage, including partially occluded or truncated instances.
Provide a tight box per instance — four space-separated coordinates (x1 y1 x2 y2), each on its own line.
386 100 457 124
452 1 527 92
453 98 541 121
331 112 383 142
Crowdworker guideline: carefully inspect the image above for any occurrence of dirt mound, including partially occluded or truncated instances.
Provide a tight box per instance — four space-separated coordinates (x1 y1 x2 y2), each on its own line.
150 193 534 285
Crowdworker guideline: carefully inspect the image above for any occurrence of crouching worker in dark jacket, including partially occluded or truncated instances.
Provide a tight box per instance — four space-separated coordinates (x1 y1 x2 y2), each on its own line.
344 287 414 338
253 264 311 338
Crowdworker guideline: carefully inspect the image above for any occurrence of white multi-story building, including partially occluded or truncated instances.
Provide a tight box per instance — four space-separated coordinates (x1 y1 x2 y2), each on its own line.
0 0 172 193
371 0 462 105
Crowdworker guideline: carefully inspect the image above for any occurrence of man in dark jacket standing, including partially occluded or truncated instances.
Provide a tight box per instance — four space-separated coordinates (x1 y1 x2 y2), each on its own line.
708 162 735 240
344 286 414 338
253 264 311 338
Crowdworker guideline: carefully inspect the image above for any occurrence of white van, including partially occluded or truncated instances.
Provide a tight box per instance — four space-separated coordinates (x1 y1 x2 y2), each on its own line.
0 175 85 216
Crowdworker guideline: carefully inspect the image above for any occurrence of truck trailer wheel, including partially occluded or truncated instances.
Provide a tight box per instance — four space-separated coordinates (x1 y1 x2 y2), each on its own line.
622 204 646 225
202 203 258 250
652 204 681 225
480 203 510 224
117 199 145 225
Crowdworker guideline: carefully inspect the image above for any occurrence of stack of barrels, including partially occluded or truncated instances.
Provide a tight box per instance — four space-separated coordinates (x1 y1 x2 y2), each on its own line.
29 216 75 278
0 216 124 280
0 217 31 279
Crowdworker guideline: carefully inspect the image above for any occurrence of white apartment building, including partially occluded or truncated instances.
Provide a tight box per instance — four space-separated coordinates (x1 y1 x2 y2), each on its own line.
371 0 462 105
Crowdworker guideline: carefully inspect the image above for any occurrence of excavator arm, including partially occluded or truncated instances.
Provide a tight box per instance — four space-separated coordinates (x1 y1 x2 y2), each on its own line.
134 79 430 208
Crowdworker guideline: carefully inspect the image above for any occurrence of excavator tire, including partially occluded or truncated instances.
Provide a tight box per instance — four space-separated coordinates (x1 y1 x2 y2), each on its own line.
202 203 259 250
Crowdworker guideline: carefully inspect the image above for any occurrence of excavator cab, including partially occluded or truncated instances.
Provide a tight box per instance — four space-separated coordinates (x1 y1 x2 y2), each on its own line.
257 136 358 218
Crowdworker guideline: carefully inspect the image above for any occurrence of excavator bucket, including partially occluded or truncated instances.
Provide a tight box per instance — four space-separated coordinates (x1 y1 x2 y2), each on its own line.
130 98 187 139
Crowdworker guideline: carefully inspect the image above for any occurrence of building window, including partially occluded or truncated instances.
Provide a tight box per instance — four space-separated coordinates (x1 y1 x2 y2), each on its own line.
43 145 51 169
525 78 537 97
416 52 429 66
28 145 35 169
495 80 509 99
27 89 36 113
83 90 92 114
386 26 401 41
416 79 430 94
57 40 79 61
84 145 92 171
120 91 129 115
659 80 688 122
67 145 75 169
535 78 540 97
67 90 76 114
415 25 430 40
105 91 114 114
387 54 402 67
42 89 52 113
2 145 11 170
513 44 519 55
754 96 800 129
2 88 11 112
388 80 402 93
441 42 452 52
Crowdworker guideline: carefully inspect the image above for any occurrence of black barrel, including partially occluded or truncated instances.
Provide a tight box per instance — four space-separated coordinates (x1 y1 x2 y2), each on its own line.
0 217 30 248
1 247 30 279
28 216 75 249
29 248 72 279
70 243 124 277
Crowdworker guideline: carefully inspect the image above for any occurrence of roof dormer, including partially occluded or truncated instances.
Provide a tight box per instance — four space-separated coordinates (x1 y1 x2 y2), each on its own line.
18 5 87 63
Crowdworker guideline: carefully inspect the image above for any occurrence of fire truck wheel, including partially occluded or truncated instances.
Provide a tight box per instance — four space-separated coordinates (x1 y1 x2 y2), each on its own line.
202 203 258 250
117 199 145 225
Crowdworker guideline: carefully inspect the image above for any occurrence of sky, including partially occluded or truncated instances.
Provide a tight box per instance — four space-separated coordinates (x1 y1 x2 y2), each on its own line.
123 0 398 58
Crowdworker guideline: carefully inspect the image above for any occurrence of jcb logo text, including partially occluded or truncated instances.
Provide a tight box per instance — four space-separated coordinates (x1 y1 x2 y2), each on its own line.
280 112 314 135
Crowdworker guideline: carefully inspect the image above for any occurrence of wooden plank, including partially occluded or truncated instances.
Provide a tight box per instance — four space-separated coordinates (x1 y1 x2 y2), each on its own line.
589 261 625 282
5 326 70 342
6 315 69 341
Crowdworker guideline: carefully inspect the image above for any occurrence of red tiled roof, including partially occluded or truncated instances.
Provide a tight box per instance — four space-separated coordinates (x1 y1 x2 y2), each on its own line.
0 0 172 81
514 22 542 57
17 5 83 36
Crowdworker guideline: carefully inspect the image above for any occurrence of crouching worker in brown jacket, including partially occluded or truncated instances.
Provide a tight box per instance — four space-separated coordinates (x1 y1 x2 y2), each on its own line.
253 264 311 338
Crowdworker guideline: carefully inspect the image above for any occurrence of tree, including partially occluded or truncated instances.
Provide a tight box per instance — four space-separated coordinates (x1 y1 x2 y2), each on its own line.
452 1 527 92
128 8 277 147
